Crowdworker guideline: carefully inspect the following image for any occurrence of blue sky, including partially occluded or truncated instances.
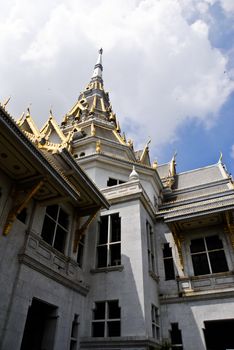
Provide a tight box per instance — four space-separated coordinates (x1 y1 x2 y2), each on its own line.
0 0 233 176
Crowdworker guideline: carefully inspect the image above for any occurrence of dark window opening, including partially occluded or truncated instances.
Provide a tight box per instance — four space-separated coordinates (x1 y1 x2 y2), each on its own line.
17 208 27 224
107 321 120 336
93 302 105 320
97 213 121 268
204 319 234 350
152 305 160 340
70 314 79 350
147 221 155 273
190 236 228 276
92 301 121 337
170 323 183 350
111 214 121 242
41 205 69 254
77 236 85 268
92 322 105 337
107 178 126 187
20 298 57 350
108 300 120 319
163 243 175 280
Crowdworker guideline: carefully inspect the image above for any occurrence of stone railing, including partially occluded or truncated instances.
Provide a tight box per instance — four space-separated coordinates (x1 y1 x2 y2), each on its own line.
18 230 89 295
177 271 234 296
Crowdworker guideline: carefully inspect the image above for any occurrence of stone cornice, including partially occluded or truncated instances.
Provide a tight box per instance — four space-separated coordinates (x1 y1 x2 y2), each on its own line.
102 180 156 219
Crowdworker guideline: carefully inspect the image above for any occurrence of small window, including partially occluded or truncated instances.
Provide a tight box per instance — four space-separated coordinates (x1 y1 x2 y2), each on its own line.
152 305 160 340
77 236 85 268
146 221 155 273
41 205 69 253
170 323 183 350
107 178 126 187
79 152 85 157
70 314 79 350
190 235 228 276
92 300 121 337
163 243 175 280
97 213 121 268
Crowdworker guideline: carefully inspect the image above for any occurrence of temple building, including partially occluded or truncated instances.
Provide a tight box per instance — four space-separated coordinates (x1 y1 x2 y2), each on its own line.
0 49 234 350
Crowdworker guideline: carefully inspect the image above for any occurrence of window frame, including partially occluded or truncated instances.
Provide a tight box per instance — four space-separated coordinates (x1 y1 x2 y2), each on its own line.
170 323 183 350
151 304 160 340
190 234 229 276
146 221 156 274
107 177 126 187
92 300 121 337
41 204 69 254
163 243 175 280
96 213 121 268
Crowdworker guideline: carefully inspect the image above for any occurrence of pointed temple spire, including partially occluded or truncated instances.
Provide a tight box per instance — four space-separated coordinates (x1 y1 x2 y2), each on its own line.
92 48 103 81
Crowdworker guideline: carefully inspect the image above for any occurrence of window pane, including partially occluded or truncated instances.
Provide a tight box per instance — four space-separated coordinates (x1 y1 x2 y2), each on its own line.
92 322 105 337
192 253 210 275
99 216 108 244
110 244 121 266
107 178 118 187
46 205 58 219
108 301 120 319
41 216 55 245
190 238 205 253
171 323 182 344
93 302 105 320
58 208 69 229
164 258 175 280
77 243 84 267
206 235 223 250
111 214 121 242
97 246 107 267
107 321 120 337
209 250 228 273
54 226 67 253
163 243 172 258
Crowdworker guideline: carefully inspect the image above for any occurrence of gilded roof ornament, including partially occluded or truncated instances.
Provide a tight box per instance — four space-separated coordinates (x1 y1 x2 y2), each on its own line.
218 151 223 164
2 96 11 108
96 140 101 153
152 160 158 169
92 48 103 81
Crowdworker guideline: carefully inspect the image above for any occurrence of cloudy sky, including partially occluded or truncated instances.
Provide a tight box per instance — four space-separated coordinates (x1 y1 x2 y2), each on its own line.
0 0 234 173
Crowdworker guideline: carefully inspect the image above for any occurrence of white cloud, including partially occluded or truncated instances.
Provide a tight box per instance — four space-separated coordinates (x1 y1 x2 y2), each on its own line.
220 0 234 15
0 0 233 153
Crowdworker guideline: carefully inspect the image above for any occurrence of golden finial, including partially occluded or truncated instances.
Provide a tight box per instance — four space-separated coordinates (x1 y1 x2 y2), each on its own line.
218 151 223 163
152 160 158 169
146 138 151 148
49 108 54 119
109 112 116 122
96 140 101 153
169 151 177 177
26 106 31 117
116 121 121 133
2 96 11 108
127 139 133 148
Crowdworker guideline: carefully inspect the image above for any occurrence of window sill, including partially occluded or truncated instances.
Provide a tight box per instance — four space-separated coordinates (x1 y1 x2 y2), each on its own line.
90 265 124 274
